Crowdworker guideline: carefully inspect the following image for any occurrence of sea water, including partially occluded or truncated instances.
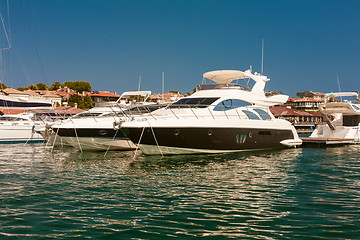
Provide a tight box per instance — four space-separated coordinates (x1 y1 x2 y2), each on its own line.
0 144 359 239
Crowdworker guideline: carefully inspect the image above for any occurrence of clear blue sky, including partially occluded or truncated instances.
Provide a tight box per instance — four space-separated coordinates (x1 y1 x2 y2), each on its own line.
0 0 359 97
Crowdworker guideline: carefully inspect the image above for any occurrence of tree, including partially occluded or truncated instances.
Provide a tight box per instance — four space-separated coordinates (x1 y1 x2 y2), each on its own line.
68 93 93 110
27 84 37 90
169 90 181 94
0 82 7 89
48 81 64 91
64 81 92 93
17 87 27 91
36 83 48 90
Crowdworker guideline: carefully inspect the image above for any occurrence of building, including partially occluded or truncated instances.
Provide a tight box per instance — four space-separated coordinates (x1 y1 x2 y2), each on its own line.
296 91 325 100
290 97 324 111
89 91 120 103
270 106 323 124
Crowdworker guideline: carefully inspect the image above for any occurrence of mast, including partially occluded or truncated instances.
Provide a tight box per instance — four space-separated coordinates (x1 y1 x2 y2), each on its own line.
162 72 164 95
138 75 141 91
337 75 342 101
261 39 264 75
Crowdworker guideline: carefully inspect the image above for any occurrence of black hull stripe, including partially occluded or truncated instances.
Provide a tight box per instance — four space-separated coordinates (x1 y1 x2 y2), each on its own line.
0 99 52 108
125 127 294 151
53 128 128 139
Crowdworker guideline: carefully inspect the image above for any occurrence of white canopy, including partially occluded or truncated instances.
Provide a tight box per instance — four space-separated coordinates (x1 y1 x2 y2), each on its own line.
203 69 270 93
203 70 253 84
120 91 151 97
325 92 358 98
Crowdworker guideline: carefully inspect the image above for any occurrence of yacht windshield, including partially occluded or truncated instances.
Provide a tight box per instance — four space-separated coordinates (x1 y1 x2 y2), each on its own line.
253 108 272 120
72 112 104 118
101 104 166 117
169 98 219 109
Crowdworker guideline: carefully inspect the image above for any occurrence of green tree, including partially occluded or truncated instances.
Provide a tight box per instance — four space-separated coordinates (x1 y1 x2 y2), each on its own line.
79 94 93 109
27 84 37 90
64 81 92 93
169 90 181 94
68 93 93 110
0 82 7 89
48 81 64 91
36 83 48 90
17 87 27 91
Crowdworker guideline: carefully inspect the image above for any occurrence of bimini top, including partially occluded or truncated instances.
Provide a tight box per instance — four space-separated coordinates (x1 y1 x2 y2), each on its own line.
203 69 270 93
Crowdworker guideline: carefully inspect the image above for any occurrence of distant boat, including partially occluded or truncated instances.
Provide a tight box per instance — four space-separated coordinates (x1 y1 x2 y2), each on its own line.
0 88 54 109
120 69 302 155
0 113 45 143
302 92 360 146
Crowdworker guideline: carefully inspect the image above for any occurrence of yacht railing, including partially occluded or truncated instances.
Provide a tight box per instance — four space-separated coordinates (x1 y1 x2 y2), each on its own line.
113 103 274 128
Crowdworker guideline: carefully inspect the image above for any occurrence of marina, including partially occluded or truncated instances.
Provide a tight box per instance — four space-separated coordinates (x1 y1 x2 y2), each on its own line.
0 0 359 239
1 143 360 239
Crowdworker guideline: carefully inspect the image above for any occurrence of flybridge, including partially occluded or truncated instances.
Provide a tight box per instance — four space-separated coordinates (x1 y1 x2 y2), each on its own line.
202 70 270 93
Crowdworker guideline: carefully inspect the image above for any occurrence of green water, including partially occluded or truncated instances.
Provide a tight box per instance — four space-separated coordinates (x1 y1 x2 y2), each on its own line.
1 144 359 239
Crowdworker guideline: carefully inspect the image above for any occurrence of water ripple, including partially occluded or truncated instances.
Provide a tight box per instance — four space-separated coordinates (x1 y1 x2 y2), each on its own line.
0 144 359 239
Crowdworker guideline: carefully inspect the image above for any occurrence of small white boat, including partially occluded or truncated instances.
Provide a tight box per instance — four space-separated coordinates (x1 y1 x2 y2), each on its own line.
50 91 165 151
302 92 360 146
0 114 45 143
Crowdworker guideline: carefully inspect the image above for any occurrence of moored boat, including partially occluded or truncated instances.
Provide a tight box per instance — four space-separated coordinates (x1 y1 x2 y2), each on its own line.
302 92 360 146
120 69 302 155
0 113 45 143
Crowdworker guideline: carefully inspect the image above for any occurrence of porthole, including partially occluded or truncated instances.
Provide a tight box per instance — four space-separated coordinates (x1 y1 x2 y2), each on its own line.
249 132 252 138
99 130 107 136
208 130 212 136
174 129 179 136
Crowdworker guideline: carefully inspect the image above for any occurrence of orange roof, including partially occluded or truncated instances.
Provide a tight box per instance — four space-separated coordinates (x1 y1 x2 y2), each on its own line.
1 88 29 95
270 107 322 117
293 97 324 102
0 108 27 114
89 91 120 97
23 90 41 96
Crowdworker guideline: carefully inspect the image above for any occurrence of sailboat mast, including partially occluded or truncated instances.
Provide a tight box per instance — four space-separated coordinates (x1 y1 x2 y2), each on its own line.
261 39 264 75
162 72 164 95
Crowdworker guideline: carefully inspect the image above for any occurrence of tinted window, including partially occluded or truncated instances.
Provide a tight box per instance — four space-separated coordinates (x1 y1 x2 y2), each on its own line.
242 110 260 120
169 98 219 108
214 99 252 111
352 104 360 111
253 108 272 120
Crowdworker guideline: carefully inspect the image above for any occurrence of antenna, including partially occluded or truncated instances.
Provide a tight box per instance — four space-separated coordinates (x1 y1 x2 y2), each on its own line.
261 39 264 75
138 75 141 91
337 75 342 101
162 72 164 95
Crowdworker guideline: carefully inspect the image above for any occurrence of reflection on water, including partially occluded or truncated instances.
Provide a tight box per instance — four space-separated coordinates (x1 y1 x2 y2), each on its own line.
0 144 359 239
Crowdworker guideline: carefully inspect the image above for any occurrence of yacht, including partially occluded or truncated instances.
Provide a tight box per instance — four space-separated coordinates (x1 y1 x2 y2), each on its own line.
119 69 302 155
303 92 360 145
0 113 45 143
50 91 165 151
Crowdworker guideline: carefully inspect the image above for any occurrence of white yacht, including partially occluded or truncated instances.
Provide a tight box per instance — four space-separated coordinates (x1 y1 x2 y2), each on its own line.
0 113 45 143
119 69 302 155
50 91 165 151
304 92 360 145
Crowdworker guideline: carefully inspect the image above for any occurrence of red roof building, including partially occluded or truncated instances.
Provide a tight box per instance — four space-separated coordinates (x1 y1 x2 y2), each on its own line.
270 106 323 124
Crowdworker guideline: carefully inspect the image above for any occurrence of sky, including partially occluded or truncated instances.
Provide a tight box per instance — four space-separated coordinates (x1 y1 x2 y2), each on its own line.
0 0 359 97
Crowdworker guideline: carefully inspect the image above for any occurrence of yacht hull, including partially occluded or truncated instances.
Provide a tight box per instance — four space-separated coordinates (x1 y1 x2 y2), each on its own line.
61 136 136 151
125 127 296 155
53 127 135 151
0 126 44 143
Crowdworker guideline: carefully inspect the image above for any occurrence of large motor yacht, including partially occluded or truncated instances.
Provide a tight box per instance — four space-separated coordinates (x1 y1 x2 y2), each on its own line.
119 69 302 155
303 92 360 145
